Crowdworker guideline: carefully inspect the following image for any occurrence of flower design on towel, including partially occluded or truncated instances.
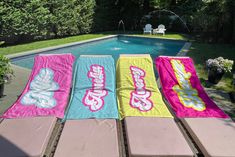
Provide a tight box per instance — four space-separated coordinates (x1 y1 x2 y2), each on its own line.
21 68 59 108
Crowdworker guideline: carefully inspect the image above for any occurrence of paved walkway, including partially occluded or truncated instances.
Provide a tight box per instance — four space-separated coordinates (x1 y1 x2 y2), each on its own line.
205 88 235 120
0 65 31 115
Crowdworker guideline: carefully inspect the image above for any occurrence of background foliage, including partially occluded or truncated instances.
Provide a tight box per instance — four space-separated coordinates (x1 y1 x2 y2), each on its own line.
0 0 235 44
0 0 95 43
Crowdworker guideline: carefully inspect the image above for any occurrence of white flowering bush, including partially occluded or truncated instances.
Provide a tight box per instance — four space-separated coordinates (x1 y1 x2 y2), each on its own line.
206 57 234 73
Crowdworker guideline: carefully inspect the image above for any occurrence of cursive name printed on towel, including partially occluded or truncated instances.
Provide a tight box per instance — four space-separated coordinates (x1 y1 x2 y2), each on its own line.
129 66 153 112
83 64 108 112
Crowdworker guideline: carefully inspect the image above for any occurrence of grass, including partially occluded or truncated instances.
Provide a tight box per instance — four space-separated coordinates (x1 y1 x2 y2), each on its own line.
0 34 108 55
130 32 188 40
187 43 235 92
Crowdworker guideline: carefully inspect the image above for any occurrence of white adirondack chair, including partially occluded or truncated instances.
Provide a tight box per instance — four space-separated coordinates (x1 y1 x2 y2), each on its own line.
154 24 166 35
143 24 153 34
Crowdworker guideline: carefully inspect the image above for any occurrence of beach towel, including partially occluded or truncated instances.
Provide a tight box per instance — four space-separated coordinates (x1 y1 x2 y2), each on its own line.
64 55 119 120
2 54 75 119
156 56 229 118
116 55 172 119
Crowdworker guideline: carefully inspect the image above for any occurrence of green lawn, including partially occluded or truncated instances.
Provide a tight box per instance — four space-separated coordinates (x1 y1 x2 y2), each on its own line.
0 34 107 55
131 32 188 40
187 43 235 92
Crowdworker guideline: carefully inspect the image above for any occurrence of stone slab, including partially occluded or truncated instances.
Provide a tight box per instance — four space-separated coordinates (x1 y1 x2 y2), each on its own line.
125 117 194 157
182 118 235 157
54 119 120 157
0 117 57 157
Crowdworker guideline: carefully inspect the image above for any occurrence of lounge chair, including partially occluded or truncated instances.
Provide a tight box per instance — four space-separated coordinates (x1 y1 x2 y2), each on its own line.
153 24 166 35
156 56 235 157
54 55 120 157
116 54 194 157
0 54 75 157
143 24 153 34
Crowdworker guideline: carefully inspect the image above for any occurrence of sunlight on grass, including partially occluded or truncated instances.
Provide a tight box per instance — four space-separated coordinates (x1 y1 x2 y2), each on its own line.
188 43 235 92
0 34 107 55
130 33 187 40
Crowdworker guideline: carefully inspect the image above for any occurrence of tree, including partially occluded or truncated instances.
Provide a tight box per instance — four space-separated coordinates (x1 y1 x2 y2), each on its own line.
52 0 95 36
1 0 234 44
0 0 51 37
116 0 146 30
93 0 119 32
0 0 96 43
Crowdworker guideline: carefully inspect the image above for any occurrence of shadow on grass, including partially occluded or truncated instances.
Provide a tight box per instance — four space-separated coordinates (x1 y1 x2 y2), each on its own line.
199 77 214 88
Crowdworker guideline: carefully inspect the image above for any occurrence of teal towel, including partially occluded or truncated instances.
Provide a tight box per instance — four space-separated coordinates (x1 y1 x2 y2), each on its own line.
64 56 118 119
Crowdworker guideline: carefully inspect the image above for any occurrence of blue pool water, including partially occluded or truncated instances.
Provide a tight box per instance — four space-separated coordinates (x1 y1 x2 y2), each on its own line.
12 36 186 69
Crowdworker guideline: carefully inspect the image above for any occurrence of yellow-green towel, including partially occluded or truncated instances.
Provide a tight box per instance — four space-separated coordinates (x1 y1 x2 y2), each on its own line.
116 55 172 119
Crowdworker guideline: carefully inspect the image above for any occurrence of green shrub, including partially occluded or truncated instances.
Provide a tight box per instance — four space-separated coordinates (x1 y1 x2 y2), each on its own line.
0 55 13 84
0 0 96 43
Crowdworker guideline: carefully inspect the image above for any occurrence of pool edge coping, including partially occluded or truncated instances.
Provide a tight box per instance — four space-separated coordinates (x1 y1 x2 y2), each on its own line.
6 35 117 59
11 64 32 72
177 42 192 56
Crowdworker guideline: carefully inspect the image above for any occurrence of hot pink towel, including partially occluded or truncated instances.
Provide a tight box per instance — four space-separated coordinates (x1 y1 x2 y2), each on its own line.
2 54 75 119
156 56 229 118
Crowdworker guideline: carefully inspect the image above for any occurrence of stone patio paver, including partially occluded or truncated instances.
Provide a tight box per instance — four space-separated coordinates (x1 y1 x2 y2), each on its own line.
0 65 31 115
205 87 235 120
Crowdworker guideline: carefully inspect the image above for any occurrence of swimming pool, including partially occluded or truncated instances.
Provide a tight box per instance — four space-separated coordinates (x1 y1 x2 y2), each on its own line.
11 36 186 69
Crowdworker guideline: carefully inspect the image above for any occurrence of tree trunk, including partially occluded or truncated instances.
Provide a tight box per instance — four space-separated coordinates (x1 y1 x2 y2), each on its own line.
0 84 4 98
143 0 150 14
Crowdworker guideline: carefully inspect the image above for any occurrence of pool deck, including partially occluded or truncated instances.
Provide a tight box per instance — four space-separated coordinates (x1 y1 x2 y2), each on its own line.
0 65 31 115
177 42 191 56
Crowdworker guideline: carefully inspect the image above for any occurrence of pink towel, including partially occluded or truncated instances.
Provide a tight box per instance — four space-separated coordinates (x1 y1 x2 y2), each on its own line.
2 54 75 119
156 56 229 118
